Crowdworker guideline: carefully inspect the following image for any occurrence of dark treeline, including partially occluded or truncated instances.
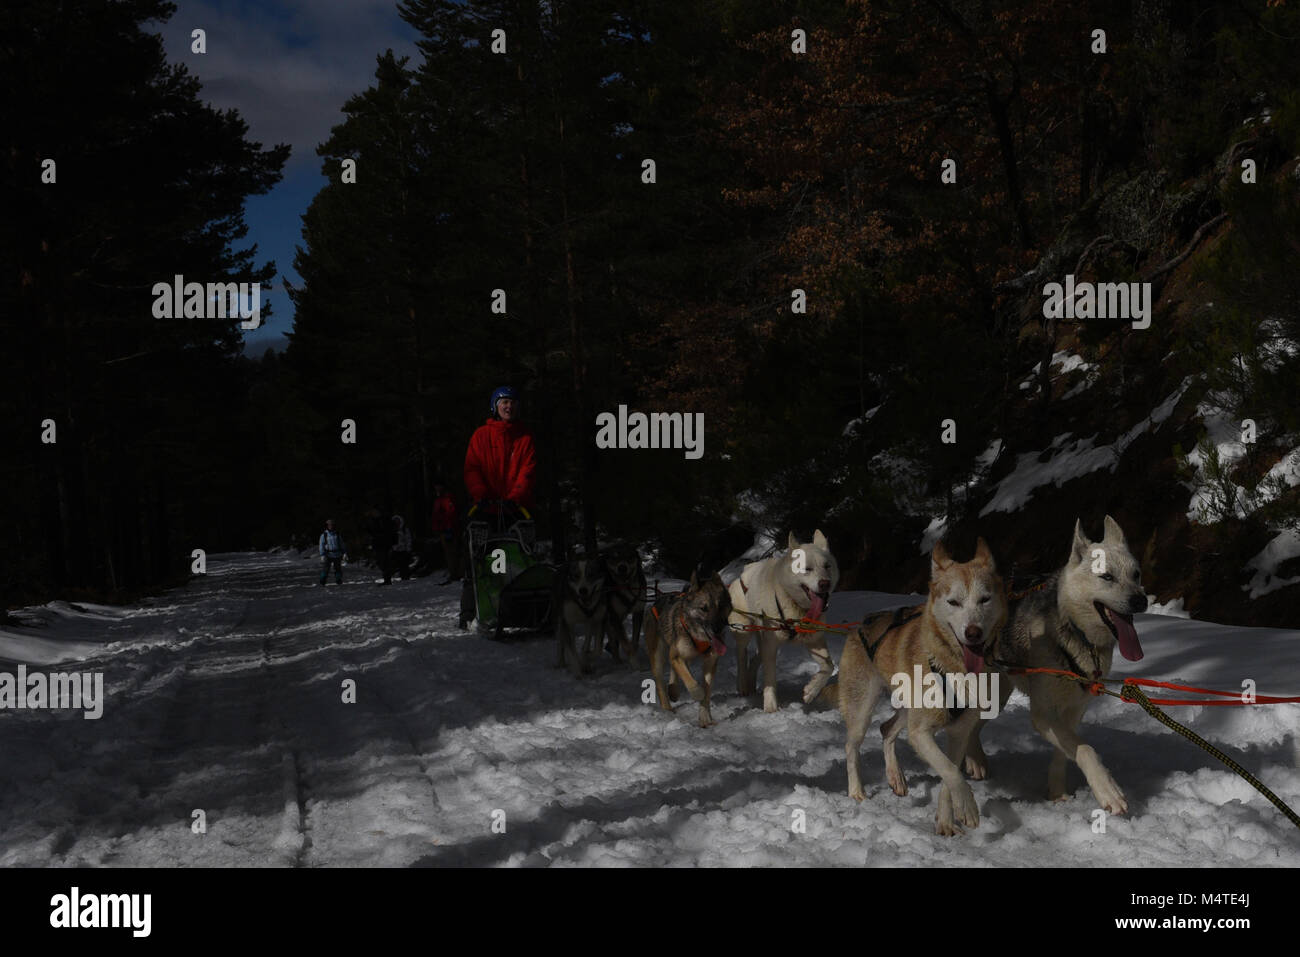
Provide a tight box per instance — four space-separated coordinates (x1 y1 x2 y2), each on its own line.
4 0 1299 621
2 0 287 607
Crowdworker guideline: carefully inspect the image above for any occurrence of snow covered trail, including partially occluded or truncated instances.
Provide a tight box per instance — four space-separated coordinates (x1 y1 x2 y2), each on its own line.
0 552 1297 866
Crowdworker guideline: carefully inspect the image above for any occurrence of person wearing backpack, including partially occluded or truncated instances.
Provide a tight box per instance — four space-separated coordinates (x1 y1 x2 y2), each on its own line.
318 518 347 586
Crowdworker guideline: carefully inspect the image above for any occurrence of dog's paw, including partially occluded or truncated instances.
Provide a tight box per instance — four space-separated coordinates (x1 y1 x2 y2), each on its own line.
934 789 960 836
762 688 779 713
1091 774 1128 816
698 709 715 728
848 783 866 803
801 678 826 704
963 754 988 780
886 764 908 797
952 782 980 830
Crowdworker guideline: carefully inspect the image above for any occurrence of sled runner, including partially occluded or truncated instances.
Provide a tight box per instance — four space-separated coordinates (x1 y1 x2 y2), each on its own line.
459 501 556 638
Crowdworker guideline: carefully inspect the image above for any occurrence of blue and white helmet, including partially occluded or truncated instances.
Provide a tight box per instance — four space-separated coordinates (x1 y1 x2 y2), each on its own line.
489 385 519 416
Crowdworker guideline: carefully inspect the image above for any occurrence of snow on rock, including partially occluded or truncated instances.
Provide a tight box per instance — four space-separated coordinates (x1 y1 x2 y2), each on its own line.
981 382 1189 516
1145 595 1191 618
1244 528 1300 599
0 553 1296 867
1018 351 1096 393
919 440 1004 553
842 405 880 437
919 516 948 554
719 530 779 585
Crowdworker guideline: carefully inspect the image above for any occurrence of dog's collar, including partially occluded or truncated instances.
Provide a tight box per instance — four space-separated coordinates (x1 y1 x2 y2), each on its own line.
610 581 638 602
686 615 717 655
652 605 718 656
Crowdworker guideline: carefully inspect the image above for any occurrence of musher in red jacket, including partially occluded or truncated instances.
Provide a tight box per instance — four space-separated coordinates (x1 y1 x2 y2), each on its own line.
464 385 537 516
459 386 538 627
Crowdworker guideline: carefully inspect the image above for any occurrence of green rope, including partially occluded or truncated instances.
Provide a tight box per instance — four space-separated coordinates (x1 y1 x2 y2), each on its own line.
1119 681 1300 832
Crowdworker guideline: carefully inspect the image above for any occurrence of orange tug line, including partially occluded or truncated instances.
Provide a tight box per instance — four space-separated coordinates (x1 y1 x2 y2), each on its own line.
723 608 1300 829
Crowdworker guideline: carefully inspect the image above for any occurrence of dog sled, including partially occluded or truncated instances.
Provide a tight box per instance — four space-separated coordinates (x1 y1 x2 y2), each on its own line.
458 500 556 639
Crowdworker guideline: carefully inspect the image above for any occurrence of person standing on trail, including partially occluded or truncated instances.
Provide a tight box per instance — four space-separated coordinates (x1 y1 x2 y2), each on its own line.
319 518 347 586
463 385 537 519
391 514 413 581
430 481 461 582
366 506 396 585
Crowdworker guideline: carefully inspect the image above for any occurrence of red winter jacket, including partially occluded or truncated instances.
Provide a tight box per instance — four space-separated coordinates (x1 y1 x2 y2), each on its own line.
464 418 537 510
431 493 457 534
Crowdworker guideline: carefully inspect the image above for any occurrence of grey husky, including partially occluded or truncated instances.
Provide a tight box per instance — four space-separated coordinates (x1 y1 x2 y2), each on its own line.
600 543 647 666
967 515 1146 813
555 557 609 678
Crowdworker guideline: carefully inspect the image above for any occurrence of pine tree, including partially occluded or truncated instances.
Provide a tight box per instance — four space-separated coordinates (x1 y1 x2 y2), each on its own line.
1 0 287 602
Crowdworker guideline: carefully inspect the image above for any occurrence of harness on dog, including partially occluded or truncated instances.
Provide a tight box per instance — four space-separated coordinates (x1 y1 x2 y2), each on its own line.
743 572 800 639
857 607 922 662
651 605 717 656
926 654 968 722
1060 619 1103 681
772 595 798 640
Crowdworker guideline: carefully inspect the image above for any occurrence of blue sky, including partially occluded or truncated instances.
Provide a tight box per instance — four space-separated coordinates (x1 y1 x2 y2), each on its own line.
158 1 422 354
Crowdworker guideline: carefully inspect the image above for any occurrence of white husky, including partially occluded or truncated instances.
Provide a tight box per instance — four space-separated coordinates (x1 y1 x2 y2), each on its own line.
967 515 1147 813
728 530 841 712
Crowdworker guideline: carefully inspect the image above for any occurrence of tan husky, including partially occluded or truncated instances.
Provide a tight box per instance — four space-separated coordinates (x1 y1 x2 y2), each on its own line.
838 539 1007 835
644 572 733 727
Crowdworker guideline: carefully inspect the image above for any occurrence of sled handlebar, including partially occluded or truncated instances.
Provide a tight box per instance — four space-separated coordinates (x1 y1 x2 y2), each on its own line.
467 500 530 521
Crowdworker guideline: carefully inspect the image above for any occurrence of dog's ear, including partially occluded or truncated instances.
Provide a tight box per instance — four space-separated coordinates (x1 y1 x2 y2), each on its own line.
689 568 700 590
1071 518 1091 564
931 540 952 574
787 531 799 550
974 536 994 568
812 529 828 550
1102 514 1125 544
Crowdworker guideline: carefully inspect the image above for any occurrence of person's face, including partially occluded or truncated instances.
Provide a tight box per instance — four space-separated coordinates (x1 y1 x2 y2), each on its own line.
326 521 335 530
496 397 517 421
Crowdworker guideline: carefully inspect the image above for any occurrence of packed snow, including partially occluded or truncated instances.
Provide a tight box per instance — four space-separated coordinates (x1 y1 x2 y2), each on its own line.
0 551 1297 867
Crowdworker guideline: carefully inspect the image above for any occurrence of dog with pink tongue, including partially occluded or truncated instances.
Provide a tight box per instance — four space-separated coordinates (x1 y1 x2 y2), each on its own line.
728 530 841 713
967 515 1147 815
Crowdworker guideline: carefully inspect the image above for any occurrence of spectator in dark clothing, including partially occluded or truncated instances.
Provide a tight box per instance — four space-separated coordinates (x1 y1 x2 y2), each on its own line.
431 482 461 582
318 519 347 585
365 507 396 585
391 515 413 581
